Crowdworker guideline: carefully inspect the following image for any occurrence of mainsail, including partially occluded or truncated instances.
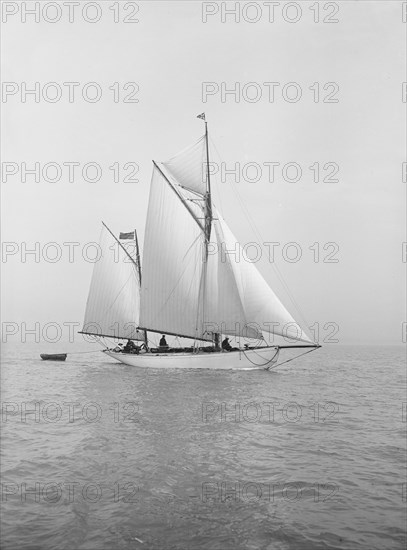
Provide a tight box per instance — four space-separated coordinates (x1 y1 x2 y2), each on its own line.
139 163 211 341
81 223 144 341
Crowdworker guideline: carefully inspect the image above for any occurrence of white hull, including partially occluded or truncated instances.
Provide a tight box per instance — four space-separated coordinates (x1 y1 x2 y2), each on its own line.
103 347 280 370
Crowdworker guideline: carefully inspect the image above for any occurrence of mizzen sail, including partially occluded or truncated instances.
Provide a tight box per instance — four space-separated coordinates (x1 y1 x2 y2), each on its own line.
81 223 144 341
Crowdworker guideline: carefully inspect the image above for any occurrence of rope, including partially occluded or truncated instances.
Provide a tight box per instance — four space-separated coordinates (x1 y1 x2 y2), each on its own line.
265 346 319 371
65 350 101 355
242 347 280 367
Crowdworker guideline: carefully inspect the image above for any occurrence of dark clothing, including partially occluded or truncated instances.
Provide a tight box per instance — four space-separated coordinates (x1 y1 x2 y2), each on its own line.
159 336 168 348
222 338 232 351
124 340 137 353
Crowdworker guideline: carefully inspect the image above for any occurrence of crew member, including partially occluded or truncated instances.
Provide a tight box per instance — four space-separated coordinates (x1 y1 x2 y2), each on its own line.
124 339 137 353
222 337 233 351
159 335 168 349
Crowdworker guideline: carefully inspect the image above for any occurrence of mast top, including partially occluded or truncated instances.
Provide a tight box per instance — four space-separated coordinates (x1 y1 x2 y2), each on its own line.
197 112 212 240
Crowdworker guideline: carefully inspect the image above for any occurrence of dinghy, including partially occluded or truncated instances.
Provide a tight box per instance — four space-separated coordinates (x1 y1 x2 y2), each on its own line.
40 354 67 361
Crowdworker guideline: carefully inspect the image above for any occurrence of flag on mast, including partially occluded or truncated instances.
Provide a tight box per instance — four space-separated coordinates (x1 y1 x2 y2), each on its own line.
197 113 206 121
119 231 135 240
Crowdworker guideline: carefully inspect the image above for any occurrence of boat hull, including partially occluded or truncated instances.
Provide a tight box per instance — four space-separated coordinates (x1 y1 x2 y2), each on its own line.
40 354 67 361
103 347 279 370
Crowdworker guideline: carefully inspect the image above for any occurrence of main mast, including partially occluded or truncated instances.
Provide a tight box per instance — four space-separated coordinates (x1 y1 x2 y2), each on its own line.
204 119 212 241
199 113 220 349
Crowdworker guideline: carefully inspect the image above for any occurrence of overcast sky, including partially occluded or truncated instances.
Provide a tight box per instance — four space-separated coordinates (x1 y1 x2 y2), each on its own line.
1 1 405 345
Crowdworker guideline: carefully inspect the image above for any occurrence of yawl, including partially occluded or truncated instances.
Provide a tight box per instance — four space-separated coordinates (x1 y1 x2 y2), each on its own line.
80 115 320 370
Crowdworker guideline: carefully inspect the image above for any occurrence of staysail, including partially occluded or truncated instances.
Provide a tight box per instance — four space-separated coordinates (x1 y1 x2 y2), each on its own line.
81 223 144 341
210 211 312 343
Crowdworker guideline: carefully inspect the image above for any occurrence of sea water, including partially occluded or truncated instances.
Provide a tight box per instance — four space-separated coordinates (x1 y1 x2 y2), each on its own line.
1 344 405 550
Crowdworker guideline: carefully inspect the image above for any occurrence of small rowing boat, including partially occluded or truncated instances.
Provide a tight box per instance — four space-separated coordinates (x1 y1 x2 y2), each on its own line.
40 354 67 361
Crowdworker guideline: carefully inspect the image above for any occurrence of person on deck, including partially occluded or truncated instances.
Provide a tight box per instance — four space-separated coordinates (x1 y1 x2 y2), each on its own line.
124 339 136 353
159 335 168 349
222 337 233 352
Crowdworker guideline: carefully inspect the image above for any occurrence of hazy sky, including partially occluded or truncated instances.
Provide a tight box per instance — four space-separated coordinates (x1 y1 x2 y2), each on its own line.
1 1 405 345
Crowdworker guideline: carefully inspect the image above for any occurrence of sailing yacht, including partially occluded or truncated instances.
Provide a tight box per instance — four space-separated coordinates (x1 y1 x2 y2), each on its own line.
80 115 320 370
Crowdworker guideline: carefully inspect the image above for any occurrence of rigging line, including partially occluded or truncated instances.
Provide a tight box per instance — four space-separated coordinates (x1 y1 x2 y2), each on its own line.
104 268 138 314
241 347 280 367
210 169 224 217
209 137 312 341
182 232 203 262
61 350 101 355
213 138 302 316
102 222 139 269
153 162 205 232
164 134 206 164
195 258 205 340
265 346 319 371
179 186 205 198
238 194 311 339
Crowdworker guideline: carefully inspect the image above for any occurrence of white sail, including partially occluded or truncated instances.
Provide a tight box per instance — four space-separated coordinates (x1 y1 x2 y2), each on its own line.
203 228 263 340
81 224 144 341
139 164 212 341
162 135 207 196
212 211 312 343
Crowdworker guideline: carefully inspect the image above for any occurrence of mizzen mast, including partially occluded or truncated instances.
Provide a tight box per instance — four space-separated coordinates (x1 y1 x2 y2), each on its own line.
134 230 148 348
